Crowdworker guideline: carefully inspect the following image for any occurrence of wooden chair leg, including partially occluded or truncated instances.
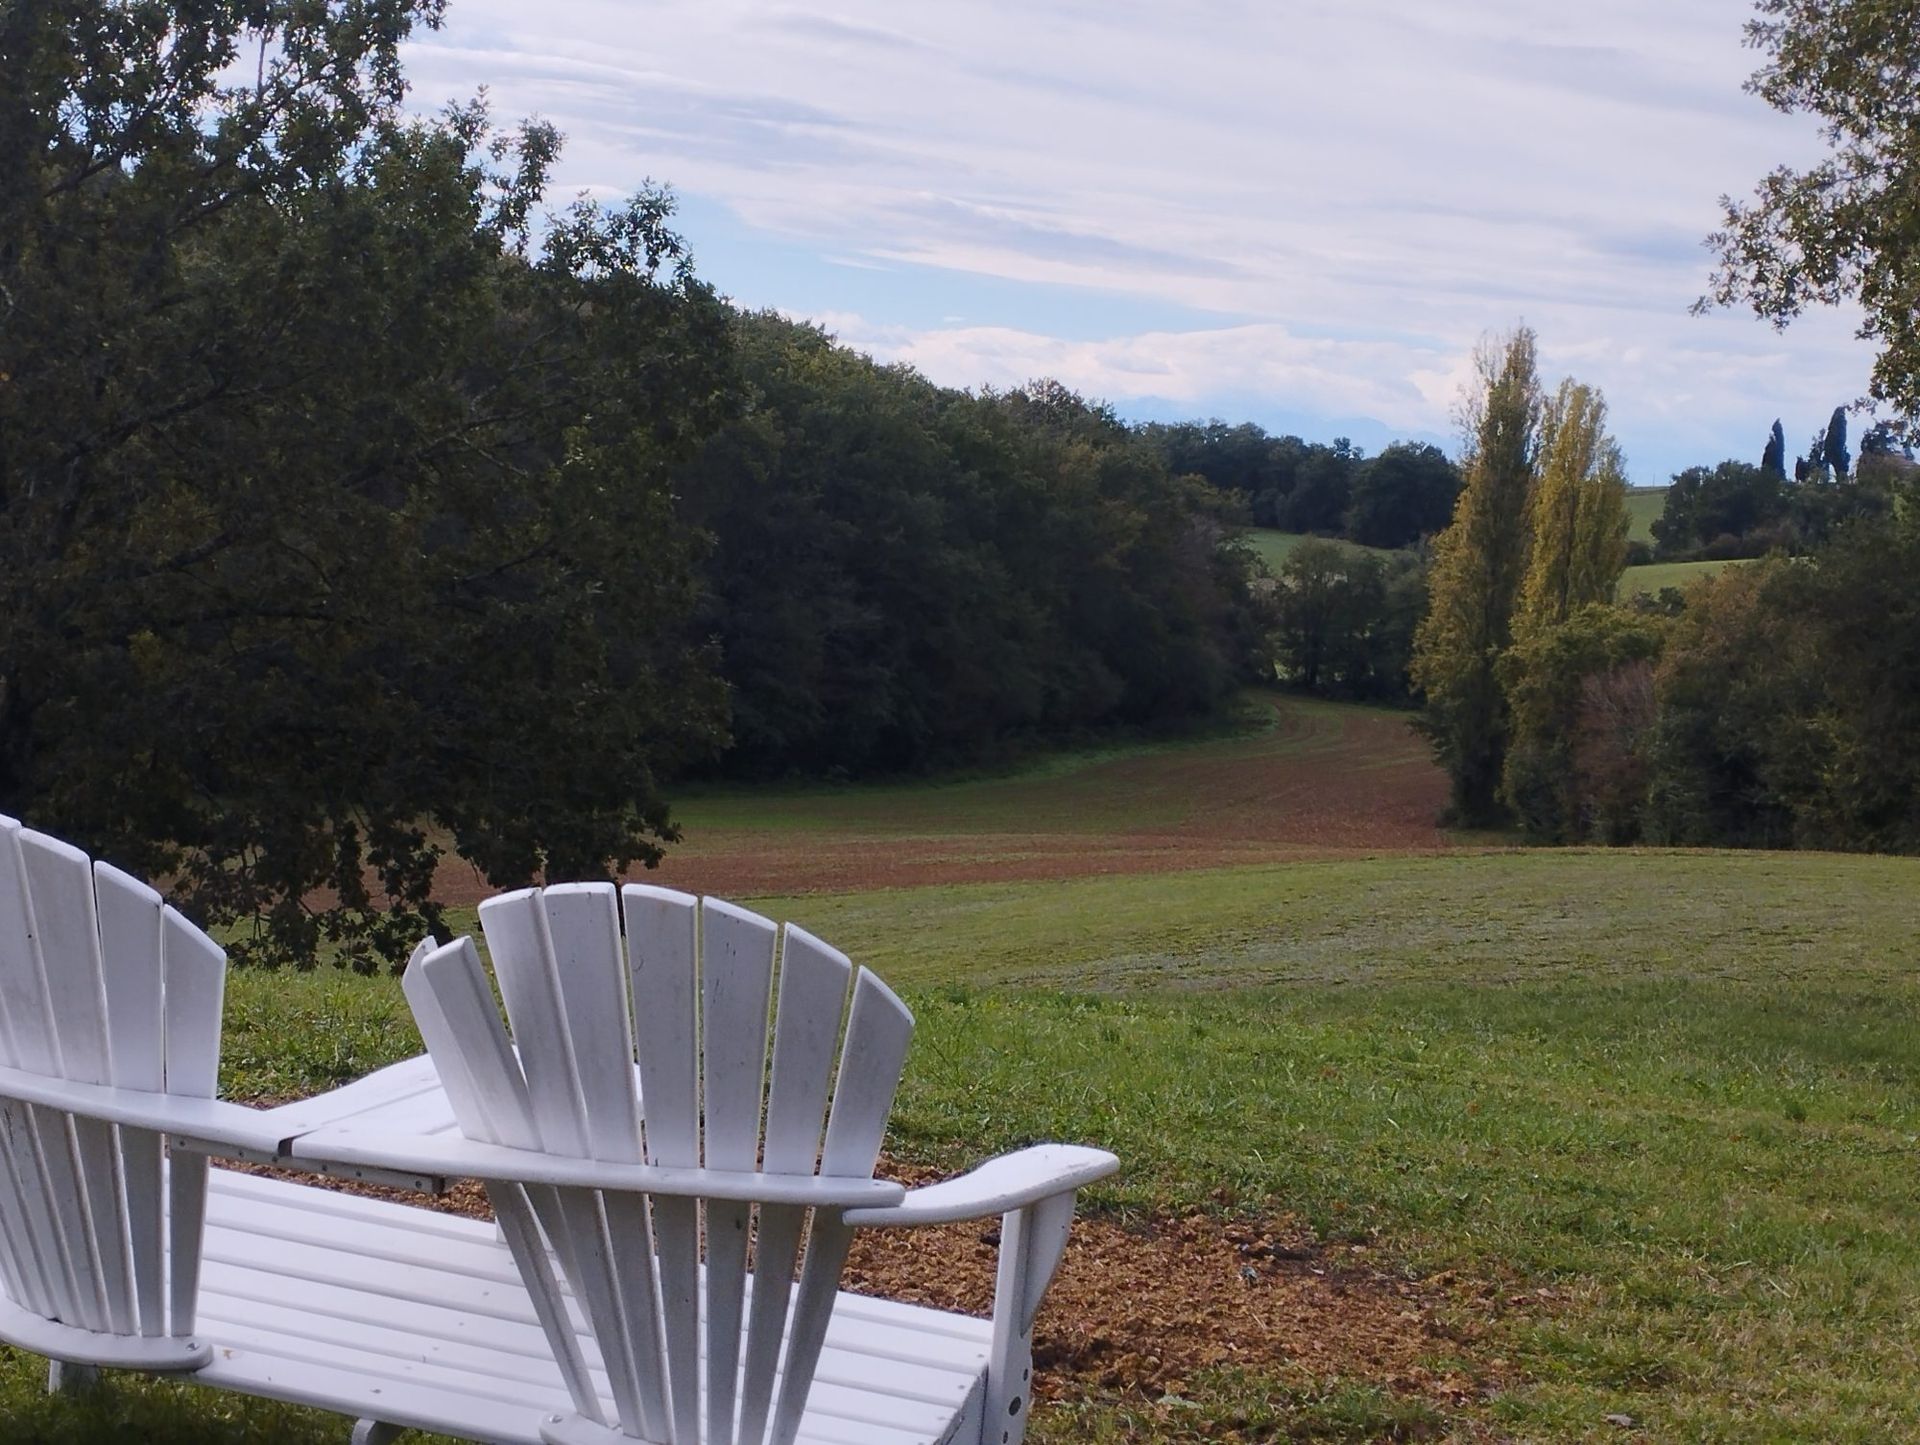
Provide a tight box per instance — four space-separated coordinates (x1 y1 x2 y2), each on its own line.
351 1420 403 1445
47 1360 101 1394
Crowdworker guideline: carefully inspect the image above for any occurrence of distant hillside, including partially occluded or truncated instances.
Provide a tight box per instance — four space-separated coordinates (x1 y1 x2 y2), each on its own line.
1617 557 1738 598
1626 487 1666 545
1241 529 1387 571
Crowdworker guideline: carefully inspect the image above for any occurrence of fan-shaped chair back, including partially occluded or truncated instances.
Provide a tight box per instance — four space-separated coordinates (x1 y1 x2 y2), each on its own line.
404 883 914 1445
0 817 225 1355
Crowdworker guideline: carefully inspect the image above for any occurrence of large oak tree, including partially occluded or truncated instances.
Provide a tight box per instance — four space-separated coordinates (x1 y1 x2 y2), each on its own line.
0 2 735 967
1704 0 1920 423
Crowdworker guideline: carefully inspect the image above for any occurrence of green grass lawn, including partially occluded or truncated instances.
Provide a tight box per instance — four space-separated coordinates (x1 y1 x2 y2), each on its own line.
1241 528 1388 572
1618 556 1738 598
8 848 1910 1442
1626 488 1666 545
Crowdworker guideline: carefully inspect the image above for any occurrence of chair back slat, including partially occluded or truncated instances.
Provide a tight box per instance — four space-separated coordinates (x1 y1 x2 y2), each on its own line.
736 926 854 1445
0 819 73 1321
17 832 112 1087
769 968 914 1445
402 937 538 1151
820 970 914 1177
95 864 168 1338
541 885 641 1164
160 907 225 1101
478 889 589 1158
413 887 914 1445
404 937 605 1424
0 1107 56 1315
694 899 777 1444
18 833 134 1334
696 899 777 1172
0 816 51 1075
619 886 704 1442
623 886 699 1170
93 865 165 1092
159 905 225 1339
762 927 853 1176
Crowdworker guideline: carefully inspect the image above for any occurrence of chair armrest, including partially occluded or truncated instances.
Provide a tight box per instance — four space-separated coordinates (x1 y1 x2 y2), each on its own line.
282 1127 909 1208
840 1144 1118 1227
0 1060 306 1155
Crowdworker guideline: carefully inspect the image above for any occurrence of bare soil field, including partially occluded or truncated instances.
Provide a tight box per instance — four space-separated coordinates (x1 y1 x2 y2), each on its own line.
434 695 1454 904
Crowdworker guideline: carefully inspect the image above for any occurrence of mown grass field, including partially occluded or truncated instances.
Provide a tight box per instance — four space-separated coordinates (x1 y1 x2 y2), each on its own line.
1241 528 1383 572
9 844 1920 1443
1617 557 1738 598
1625 488 1666 545
1246 518 1741 610
1249 485 1667 574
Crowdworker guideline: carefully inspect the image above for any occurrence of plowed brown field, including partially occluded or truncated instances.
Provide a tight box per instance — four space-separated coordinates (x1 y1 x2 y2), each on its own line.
433 694 1453 905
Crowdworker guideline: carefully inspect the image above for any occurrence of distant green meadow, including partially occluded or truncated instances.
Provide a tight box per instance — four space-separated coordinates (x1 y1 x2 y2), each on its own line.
1617 556 1738 598
1625 487 1666 545
1249 505 1752 609
1241 528 1381 573
1245 484 1667 573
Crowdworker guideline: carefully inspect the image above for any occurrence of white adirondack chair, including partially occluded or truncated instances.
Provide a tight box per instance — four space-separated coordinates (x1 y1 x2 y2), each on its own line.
0 815 226 1376
0 819 707 1441
393 882 1119 1445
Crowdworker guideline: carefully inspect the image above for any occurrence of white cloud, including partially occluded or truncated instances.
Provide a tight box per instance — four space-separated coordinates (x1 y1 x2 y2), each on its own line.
400 0 1883 476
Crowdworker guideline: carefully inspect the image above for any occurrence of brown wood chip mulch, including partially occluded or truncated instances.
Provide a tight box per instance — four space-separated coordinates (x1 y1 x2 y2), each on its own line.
216 1154 1510 1420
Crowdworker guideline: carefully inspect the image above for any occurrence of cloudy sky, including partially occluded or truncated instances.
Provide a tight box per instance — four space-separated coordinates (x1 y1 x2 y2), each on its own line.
401 0 1876 484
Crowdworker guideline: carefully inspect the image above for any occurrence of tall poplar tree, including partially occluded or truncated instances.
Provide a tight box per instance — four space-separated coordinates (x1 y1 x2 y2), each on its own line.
1500 381 1635 836
1411 328 1542 823
1516 380 1631 631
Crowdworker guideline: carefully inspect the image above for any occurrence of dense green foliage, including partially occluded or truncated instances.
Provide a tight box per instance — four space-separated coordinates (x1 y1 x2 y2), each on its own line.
1705 0 1920 425
1268 540 1427 701
1499 605 1666 841
0 1 737 967
1652 410 1917 561
1494 500 1920 851
1645 514 1920 850
676 320 1267 779
1653 460 1789 557
1141 422 1460 548
1516 380 1630 630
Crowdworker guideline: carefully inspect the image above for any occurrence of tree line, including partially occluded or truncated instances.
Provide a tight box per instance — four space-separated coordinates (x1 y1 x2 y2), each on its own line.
1653 409 1916 561
1127 424 1462 706
678 322 1267 781
1139 423 1462 550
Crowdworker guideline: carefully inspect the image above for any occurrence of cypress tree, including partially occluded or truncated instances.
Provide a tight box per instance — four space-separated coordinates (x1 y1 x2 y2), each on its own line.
1762 419 1787 479
1823 405 1851 477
